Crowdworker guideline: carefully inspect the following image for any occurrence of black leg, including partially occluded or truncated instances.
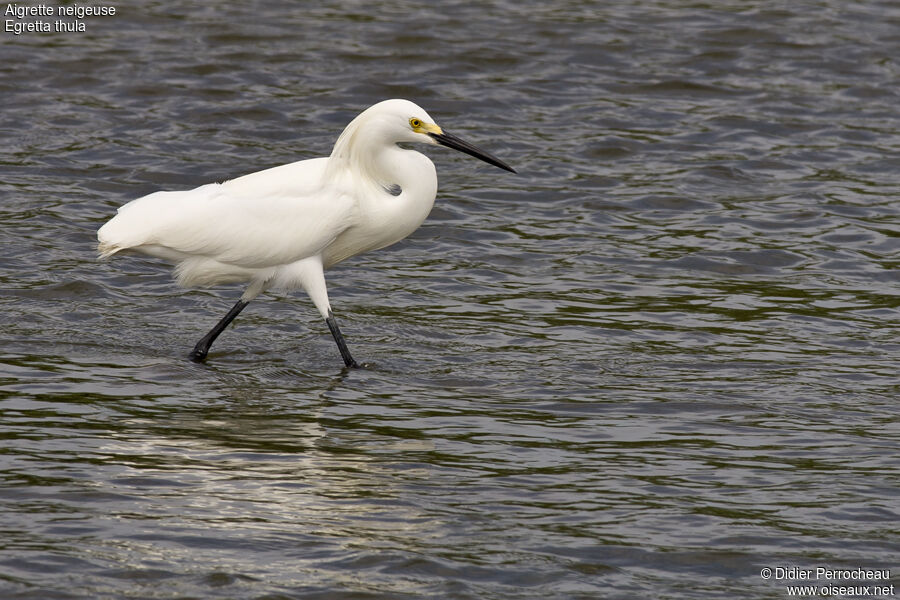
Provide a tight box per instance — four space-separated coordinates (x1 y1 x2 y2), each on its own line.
326 310 360 368
189 300 250 363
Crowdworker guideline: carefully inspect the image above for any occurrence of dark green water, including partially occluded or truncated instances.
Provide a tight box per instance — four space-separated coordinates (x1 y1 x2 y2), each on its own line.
1 1 898 598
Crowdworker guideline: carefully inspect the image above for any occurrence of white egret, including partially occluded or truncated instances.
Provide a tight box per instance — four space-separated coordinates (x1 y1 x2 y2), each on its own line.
97 99 516 367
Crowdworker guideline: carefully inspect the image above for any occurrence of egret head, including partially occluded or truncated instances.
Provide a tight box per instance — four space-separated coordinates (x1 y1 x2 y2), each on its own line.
354 99 517 174
331 100 516 175
406 107 516 174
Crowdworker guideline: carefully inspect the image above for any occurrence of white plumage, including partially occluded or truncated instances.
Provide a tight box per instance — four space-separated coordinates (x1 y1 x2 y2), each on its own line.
98 98 515 367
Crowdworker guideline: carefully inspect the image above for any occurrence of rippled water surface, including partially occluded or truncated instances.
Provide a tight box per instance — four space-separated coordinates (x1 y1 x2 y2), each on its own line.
2 1 899 598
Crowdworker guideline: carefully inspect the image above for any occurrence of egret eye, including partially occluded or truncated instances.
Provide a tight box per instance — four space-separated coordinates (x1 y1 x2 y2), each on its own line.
410 118 422 129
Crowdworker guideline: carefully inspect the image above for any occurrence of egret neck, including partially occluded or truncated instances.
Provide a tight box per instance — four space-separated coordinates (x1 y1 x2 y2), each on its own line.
323 119 438 268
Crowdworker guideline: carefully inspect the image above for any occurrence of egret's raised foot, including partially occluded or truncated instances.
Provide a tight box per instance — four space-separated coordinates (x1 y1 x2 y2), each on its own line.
187 300 249 364
188 347 209 363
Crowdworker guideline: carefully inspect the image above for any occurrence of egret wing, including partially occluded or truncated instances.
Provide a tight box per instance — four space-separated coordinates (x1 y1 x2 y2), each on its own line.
98 158 357 268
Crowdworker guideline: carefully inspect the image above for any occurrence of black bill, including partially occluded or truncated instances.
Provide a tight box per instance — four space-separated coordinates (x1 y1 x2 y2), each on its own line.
429 131 517 173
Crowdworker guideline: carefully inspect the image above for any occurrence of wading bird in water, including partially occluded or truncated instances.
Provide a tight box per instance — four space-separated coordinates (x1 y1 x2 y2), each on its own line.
97 99 516 367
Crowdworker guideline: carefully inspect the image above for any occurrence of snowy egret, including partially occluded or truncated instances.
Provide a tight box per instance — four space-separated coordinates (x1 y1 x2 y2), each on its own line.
97 99 516 367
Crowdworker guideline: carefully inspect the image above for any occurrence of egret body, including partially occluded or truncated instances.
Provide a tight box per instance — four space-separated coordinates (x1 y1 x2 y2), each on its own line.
97 99 515 367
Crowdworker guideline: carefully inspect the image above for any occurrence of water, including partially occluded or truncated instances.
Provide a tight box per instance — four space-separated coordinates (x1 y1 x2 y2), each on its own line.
2 1 899 598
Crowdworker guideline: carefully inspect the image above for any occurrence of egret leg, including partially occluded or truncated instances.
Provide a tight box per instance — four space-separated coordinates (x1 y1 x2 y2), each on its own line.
325 310 359 368
189 300 250 363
